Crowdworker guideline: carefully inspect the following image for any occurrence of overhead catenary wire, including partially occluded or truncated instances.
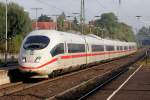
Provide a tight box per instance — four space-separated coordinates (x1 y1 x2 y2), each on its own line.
95 0 108 10
34 0 109 22
90 0 110 19
36 0 64 12
35 0 75 15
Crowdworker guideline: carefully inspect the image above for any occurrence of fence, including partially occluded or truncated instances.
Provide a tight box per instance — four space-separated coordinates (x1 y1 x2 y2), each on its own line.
0 53 18 63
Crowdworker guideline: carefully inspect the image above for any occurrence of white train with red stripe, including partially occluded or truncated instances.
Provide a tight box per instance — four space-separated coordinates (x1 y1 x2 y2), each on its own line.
18 30 137 77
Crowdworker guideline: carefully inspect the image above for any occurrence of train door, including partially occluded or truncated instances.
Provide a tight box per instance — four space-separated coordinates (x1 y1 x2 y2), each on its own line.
103 44 106 60
105 45 110 60
62 41 71 68
85 43 88 64
84 38 88 65
66 40 73 68
57 43 65 68
103 41 107 61
86 43 91 64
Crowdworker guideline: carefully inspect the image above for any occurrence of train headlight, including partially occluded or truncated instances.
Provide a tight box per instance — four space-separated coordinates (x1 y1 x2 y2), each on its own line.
22 57 26 63
35 57 41 63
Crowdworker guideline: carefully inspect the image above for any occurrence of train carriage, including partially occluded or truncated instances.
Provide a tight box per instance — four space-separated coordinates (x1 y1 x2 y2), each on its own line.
18 30 137 77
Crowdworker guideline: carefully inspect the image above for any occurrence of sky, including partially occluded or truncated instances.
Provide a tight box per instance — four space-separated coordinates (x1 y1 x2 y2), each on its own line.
1 0 150 33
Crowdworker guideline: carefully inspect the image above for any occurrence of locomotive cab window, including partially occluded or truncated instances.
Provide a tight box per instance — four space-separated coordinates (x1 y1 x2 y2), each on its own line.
23 35 50 50
51 43 64 57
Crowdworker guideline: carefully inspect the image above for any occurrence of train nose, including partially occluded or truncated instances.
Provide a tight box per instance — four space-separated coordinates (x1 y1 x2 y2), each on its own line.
20 56 42 63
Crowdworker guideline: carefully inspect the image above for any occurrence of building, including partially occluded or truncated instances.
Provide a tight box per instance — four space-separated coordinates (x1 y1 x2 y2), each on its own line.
137 34 150 46
32 22 57 30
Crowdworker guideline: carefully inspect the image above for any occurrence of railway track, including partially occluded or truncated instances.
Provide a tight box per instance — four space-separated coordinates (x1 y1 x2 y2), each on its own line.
48 57 144 100
0 79 46 97
0 62 18 68
77 62 142 100
0 50 145 100
81 62 146 100
0 82 24 96
0 60 119 98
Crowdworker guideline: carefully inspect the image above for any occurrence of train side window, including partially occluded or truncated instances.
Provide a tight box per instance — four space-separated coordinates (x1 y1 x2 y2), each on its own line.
132 46 134 49
120 46 123 50
106 45 114 51
124 46 128 50
92 45 104 52
117 46 120 50
51 43 64 57
68 43 85 53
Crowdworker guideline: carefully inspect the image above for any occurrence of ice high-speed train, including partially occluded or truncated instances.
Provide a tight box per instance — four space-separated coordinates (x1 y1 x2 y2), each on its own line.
18 30 137 77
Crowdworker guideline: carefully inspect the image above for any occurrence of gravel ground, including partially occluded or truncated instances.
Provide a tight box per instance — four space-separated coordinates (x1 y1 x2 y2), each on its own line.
0 51 144 100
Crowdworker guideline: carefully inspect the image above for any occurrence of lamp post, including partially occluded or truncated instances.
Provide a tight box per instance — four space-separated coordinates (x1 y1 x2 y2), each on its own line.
88 24 93 33
80 0 85 34
136 16 142 20
5 0 8 66
72 13 80 15
95 16 101 18
31 8 42 30
72 13 80 18
72 13 80 21
119 0 121 5
136 16 142 47
50 14 59 30
66 16 74 30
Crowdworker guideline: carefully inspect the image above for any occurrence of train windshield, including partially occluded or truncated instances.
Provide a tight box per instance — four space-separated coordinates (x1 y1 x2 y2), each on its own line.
23 35 50 50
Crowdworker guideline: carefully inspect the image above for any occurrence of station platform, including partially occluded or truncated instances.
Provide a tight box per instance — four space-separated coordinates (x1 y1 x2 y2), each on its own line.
86 59 150 100
0 66 17 85
110 63 150 100
0 69 10 85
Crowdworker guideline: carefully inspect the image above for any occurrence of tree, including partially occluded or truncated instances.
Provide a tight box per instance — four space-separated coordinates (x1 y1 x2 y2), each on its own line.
57 12 66 31
38 14 53 22
94 12 135 42
119 23 136 41
137 27 149 36
98 13 118 27
96 13 118 38
7 3 32 38
137 26 150 41
0 2 32 53
72 17 79 31
0 2 6 40
136 26 150 46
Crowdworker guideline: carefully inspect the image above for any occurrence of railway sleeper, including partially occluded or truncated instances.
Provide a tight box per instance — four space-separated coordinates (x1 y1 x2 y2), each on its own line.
48 53 144 100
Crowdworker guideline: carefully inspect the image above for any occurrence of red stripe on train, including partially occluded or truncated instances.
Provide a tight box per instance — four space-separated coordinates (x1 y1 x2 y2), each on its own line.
20 49 136 70
20 58 58 70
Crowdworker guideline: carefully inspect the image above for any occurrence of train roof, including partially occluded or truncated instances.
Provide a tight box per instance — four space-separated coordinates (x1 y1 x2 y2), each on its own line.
27 30 136 46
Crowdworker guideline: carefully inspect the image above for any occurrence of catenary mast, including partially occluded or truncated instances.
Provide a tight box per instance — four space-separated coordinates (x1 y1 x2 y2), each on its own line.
80 0 85 34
